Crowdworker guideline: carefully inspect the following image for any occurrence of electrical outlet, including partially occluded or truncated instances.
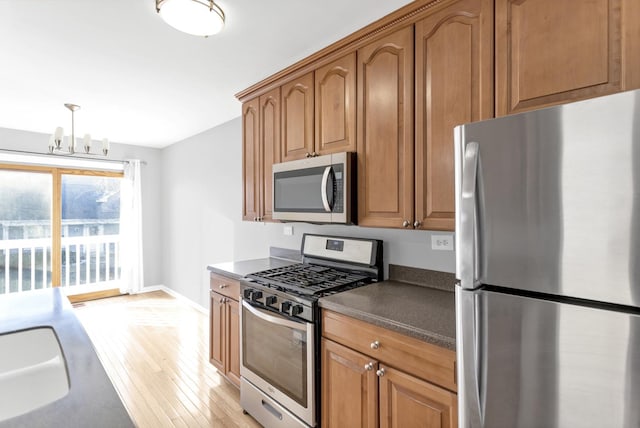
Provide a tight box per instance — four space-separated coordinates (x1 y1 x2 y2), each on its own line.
283 225 294 236
431 234 454 251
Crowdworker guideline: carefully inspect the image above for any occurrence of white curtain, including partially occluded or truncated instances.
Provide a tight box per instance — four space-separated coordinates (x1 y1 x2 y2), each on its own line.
119 159 144 294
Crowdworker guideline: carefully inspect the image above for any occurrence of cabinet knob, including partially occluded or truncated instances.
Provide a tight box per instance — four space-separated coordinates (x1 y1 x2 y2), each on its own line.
376 368 386 377
364 362 374 371
370 340 380 350
253 217 258 221
402 220 410 228
413 220 421 228
219 297 225 303
219 284 228 289
306 152 312 158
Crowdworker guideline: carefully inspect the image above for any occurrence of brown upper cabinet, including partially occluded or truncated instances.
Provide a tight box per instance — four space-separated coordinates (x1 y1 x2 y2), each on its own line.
415 0 493 231
358 0 492 230
357 26 415 229
238 0 640 228
259 88 280 222
242 98 260 222
496 0 640 116
315 53 357 157
242 87 280 222
280 56 357 163
281 72 315 161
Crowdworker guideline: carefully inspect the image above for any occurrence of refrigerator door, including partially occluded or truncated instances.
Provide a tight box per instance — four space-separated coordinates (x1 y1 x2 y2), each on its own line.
454 89 640 307
457 287 640 428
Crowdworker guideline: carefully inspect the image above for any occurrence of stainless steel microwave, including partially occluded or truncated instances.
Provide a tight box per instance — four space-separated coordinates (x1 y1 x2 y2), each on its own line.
272 152 355 224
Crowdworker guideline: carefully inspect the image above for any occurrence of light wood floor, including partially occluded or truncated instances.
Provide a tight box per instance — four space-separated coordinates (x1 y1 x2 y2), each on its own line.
74 291 261 428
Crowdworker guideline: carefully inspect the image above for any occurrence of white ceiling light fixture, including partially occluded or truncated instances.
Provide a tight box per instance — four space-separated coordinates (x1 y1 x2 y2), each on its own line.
49 103 110 157
156 0 225 37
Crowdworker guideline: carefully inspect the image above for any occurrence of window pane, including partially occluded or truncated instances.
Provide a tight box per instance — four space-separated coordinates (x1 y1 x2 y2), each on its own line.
0 170 52 293
61 174 121 289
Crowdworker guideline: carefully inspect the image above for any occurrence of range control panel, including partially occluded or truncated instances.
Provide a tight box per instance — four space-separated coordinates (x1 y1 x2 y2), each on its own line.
241 286 313 323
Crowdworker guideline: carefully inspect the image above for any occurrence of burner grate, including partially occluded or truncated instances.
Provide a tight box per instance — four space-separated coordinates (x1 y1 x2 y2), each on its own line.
246 264 369 296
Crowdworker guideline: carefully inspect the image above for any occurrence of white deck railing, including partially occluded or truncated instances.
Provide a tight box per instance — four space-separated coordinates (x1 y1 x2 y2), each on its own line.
0 235 120 294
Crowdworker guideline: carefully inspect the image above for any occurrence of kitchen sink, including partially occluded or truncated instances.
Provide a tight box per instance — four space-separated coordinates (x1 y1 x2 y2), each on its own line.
0 327 70 422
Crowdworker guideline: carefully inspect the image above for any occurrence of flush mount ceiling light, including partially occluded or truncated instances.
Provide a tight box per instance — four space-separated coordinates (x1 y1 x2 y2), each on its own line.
48 103 110 157
156 0 225 37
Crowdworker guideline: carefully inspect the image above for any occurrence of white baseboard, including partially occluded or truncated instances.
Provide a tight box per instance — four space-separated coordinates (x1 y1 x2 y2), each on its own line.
137 285 208 314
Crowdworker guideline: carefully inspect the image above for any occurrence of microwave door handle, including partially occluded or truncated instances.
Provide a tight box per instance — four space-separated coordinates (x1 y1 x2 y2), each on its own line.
242 300 306 331
321 166 333 212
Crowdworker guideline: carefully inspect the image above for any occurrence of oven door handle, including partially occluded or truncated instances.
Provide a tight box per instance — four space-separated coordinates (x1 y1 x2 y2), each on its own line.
242 300 307 331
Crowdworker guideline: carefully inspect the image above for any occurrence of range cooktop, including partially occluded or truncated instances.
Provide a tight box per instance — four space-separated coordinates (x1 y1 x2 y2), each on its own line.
246 263 370 297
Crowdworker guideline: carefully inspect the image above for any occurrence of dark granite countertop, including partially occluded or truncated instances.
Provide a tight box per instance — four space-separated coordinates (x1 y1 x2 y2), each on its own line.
0 288 134 428
319 267 456 351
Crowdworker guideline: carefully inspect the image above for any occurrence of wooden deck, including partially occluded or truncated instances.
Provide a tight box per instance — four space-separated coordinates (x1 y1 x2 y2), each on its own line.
74 290 261 428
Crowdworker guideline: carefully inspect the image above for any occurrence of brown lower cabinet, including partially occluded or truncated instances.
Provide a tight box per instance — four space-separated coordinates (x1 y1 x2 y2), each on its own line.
321 310 457 428
209 273 241 388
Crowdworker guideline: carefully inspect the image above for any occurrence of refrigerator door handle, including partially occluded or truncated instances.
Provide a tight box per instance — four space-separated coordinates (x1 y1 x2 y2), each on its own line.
460 142 480 289
456 287 484 427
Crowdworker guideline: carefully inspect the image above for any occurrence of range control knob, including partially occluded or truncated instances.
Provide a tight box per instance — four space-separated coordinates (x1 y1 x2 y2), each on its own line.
251 290 263 302
281 301 292 313
243 288 254 300
290 304 303 317
265 295 277 306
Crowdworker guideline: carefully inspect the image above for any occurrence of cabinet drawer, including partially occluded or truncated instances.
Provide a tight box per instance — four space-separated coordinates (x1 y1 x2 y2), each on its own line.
322 309 456 392
210 273 241 300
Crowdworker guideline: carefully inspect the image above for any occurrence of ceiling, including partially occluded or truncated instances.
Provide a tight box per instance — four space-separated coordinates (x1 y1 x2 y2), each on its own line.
0 0 413 148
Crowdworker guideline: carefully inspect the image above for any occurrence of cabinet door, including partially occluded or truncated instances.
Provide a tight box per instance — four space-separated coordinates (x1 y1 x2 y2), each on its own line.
357 26 414 228
315 53 356 156
415 0 493 231
379 365 457 428
209 291 226 373
225 298 241 388
242 98 260 221
322 339 378 428
281 72 315 161
259 88 281 222
496 0 625 115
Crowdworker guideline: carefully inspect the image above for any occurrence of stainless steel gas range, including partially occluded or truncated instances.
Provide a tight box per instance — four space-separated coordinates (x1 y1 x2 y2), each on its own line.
239 234 383 428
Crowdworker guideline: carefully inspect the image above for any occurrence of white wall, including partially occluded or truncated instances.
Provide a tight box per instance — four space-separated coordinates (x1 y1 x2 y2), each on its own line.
0 127 164 286
161 117 456 308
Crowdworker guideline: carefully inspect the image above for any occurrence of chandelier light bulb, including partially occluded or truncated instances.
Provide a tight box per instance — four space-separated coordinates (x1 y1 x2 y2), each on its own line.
83 134 92 153
54 127 64 147
48 135 56 152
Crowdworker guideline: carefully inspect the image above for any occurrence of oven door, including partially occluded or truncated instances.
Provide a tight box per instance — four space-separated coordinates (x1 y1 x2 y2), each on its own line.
240 299 316 426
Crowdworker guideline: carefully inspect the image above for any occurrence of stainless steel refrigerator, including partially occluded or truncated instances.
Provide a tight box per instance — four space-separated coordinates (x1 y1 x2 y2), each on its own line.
454 89 640 428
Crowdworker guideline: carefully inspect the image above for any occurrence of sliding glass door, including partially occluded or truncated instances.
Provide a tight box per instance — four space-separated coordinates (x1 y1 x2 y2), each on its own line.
0 165 123 298
0 168 53 293
60 172 122 293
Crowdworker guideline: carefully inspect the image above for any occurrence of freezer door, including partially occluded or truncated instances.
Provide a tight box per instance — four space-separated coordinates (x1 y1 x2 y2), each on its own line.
457 287 640 428
454 89 640 307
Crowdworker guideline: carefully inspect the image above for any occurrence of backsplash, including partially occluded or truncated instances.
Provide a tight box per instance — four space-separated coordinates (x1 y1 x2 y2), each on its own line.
389 264 456 292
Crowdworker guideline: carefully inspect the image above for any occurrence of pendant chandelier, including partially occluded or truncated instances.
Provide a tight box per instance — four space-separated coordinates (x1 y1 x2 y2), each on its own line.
48 103 109 157
156 0 225 37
